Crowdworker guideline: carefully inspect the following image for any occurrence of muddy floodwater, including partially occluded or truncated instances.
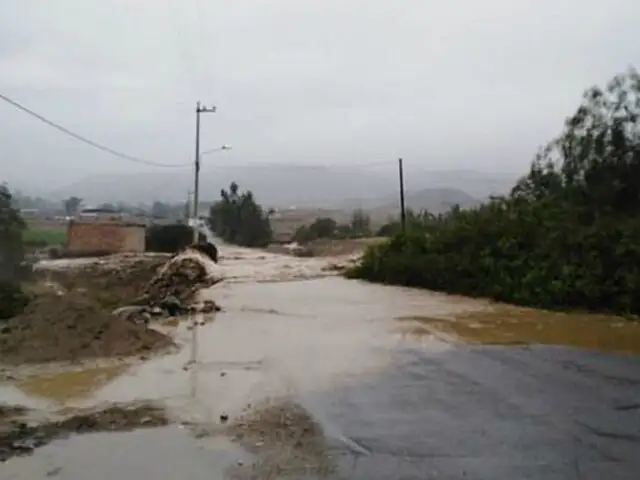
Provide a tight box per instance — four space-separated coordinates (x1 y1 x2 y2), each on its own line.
2 244 640 479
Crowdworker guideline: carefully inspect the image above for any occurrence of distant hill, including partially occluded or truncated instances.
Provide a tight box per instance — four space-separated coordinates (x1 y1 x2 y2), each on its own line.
46 164 518 210
342 187 480 215
401 187 480 212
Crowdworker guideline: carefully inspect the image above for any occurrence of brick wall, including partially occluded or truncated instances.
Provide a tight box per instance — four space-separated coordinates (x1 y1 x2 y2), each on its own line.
67 220 145 254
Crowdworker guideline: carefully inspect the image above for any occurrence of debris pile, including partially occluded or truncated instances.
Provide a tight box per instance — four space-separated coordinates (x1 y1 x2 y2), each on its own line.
139 251 223 307
44 255 169 310
0 290 175 364
226 398 336 478
0 250 222 365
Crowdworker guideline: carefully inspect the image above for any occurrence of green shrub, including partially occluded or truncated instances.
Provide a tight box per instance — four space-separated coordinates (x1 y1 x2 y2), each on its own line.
0 280 30 320
348 68 640 316
145 224 205 253
209 182 272 248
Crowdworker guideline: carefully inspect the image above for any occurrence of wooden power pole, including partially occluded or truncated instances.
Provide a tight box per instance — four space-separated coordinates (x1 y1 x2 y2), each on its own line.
193 101 216 242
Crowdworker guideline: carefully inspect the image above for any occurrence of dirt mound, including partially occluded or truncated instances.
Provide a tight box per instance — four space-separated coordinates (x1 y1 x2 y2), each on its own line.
45 251 222 312
0 402 168 462
43 256 167 312
226 398 335 478
138 251 223 307
0 252 221 365
0 291 174 365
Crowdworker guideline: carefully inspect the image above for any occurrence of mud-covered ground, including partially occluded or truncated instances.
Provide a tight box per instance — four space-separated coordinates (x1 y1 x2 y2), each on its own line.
0 250 223 365
2 244 640 478
0 402 168 462
225 399 336 478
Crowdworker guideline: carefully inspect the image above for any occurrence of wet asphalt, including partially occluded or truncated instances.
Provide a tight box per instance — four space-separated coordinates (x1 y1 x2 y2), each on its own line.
2 249 640 479
313 344 640 479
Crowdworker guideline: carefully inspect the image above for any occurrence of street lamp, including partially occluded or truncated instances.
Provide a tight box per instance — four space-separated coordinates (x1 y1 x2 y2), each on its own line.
191 144 232 242
200 144 232 157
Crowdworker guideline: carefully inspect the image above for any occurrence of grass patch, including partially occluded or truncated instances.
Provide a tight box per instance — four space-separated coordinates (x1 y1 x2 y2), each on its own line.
22 225 67 247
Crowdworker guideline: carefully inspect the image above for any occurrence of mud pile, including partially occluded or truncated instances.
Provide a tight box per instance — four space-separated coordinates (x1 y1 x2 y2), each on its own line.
45 255 168 310
0 291 175 365
0 251 221 365
47 251 222 310
137 250 224 307
226 398 335 478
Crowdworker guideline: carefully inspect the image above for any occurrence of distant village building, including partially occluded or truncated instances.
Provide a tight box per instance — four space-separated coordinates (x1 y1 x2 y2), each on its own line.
19 208 41 219
77 207 123 221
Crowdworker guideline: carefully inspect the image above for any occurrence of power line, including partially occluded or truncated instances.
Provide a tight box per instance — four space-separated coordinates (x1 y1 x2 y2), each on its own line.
199 159 398 170
0 92 192 168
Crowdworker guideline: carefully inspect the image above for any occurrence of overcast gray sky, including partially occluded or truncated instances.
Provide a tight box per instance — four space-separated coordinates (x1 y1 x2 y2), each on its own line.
1 0 639 192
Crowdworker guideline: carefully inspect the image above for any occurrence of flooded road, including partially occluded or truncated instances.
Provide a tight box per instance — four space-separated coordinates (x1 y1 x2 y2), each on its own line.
2 245 640 478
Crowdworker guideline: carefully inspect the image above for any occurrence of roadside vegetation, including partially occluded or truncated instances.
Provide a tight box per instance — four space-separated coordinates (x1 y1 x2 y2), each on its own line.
0 185 30 319
145 223 205 253
348 68 640 317
292 209 373 244
209 181 273 248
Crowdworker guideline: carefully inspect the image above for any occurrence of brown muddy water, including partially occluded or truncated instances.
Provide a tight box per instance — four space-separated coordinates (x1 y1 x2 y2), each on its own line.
396 306 640 355
2 244 640 479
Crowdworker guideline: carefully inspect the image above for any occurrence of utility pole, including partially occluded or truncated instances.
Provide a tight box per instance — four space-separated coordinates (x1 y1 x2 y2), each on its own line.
399 158 406 233
185 191 193 221
193 101 216 243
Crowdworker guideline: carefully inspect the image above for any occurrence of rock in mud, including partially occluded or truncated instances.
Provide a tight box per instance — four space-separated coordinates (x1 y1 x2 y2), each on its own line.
112 305 150 321
188 242 219 263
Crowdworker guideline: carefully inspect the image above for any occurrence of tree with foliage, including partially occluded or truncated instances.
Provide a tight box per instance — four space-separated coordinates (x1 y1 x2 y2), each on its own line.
376 209 440 237
0 184 29 319
349 67 640 316
63 196 82 216
151 201 170 218
349 209 372 237
293 217 338 244
209 182 272 247
146 224 205 253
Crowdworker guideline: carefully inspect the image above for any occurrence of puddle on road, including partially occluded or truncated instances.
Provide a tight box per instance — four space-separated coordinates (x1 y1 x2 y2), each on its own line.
397 306 640 355
16 365 129 406
0 402 170 463
1 425 250 479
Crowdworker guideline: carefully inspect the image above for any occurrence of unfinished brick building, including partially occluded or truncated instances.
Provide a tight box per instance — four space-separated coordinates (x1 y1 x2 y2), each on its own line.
66 220 146 255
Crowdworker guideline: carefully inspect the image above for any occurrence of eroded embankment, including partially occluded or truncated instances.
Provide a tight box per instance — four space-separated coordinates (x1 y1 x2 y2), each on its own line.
0 249 224 463
0 249 222 365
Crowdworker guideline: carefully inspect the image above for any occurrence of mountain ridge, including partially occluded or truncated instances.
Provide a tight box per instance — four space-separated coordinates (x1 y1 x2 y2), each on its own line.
45 164 519 211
